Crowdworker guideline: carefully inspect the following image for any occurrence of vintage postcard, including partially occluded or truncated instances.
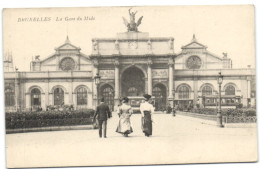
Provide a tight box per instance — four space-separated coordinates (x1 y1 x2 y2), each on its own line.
3 6 257 168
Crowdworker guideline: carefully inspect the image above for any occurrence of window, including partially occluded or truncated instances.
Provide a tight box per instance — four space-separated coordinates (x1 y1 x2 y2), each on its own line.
202 85 213 96
5 87 15 106
60 57 75 71
178 85 189 99
54 88 64 105
225 85 235 95
128 87 138 96
31 88 41 106
186 55 202 69
101 86 114 111
77 87 88 105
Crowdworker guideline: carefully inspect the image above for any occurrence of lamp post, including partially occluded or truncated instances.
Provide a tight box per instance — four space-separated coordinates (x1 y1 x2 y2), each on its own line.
94 73 101 105
217 72 224 127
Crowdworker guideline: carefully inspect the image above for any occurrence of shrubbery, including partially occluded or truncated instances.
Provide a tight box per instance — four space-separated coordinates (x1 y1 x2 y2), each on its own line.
191 108 256 117
6 108 95 129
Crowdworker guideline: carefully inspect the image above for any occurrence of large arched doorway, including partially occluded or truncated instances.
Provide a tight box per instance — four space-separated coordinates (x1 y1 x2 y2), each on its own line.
121 66 145 97
152 84 167 111
100 84 114 111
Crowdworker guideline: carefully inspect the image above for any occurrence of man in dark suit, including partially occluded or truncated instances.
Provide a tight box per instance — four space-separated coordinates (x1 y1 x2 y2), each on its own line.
93 97 112 138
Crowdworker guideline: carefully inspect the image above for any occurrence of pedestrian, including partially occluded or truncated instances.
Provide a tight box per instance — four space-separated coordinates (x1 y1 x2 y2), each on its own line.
140 94 154 137
116 97 133 137
93 97 112 138
167 103 172 114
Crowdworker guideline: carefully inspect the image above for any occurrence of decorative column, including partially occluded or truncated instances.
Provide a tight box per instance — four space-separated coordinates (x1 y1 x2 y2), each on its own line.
114 58 120 108
147 57 153 95
92 59 99 107
14 69 20 112
168 58 174 99
247 76 252 107
193 77 198 107
69 71 73 105
45 76 49 107
25 93 30 110
168 56 175 114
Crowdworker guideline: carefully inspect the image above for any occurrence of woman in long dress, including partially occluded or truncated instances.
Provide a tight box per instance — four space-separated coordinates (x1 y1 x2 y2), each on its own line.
140 94 154 137
116 97 133 137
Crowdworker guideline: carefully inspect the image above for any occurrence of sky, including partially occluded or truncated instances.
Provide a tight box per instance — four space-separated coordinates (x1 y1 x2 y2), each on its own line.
3 5 255 71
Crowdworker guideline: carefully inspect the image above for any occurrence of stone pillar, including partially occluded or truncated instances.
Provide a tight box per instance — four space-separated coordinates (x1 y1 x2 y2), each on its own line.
69 72 73 105
168 62 174 99
15 70 20 112
147 63 152 95
247 77 252 107
168 56 175 111
41 93 46 110
193 77 198 107
92 59 99 107
45 75 49 109
114 62 120 108
25 93 30 110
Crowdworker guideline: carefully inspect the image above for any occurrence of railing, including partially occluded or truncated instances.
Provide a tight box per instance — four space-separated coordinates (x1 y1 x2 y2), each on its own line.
177 111 257 124
225 116 257 123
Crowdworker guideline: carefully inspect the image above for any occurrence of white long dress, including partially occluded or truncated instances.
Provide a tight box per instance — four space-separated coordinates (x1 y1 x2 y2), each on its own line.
116 103 133 134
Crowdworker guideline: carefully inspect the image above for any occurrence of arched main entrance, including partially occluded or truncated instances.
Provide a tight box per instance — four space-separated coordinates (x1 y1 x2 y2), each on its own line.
100 84 114 111
152 84 167 111
121 66 145 97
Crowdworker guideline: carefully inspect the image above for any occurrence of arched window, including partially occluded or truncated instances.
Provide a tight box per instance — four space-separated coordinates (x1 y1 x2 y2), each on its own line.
128 87 138 96
31 88 41 106
5 87 15 106
178 85 190 99
152 84 167 111
225 85 235 95
101 85 114 111
77 87 88 105
202 85 213 96
54 88 64 105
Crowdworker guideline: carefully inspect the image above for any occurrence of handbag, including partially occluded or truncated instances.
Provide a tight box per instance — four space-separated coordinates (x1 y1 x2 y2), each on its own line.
92 118 99 129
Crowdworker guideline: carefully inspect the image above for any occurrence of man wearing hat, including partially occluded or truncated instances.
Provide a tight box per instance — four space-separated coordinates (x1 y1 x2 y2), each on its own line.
140 94 155 137
93 97 112 138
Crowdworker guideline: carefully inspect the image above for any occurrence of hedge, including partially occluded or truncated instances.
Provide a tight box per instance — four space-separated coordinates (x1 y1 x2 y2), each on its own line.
191 108 256 117
6 109 95 129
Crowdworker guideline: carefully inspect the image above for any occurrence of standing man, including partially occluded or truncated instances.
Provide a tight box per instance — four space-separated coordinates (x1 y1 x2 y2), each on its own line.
93 97 112 138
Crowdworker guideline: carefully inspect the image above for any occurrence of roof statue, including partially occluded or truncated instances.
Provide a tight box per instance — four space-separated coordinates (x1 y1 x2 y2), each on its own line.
35 55 40 61
122 8 143 32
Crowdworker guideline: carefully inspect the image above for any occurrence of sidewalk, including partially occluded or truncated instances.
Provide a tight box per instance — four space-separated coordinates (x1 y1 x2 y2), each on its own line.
6 114 258 168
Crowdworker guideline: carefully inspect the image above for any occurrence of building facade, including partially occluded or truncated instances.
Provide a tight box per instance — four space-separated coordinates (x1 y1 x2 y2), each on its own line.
4 16 256 112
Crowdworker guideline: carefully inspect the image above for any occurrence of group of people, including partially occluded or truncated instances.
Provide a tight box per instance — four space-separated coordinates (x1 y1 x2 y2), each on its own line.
93 94 154 138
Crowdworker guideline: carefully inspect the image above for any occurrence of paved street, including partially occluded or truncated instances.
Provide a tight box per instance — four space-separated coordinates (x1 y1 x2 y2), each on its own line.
6 113 258 168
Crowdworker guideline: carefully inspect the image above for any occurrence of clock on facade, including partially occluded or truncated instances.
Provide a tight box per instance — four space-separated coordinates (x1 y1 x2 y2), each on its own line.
186 55 202 69
60 57 75 71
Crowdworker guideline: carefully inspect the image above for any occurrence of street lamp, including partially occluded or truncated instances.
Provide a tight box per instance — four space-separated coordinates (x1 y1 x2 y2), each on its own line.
94 73 101 104
217 72 224 127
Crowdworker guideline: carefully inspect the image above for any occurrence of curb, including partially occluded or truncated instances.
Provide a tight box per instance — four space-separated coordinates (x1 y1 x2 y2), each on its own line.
6 125 94 134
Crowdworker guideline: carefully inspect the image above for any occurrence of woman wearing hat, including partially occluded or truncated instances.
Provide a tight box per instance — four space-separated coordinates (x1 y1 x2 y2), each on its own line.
140 94 154 137
116 97 133 137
